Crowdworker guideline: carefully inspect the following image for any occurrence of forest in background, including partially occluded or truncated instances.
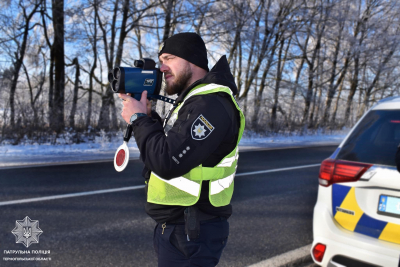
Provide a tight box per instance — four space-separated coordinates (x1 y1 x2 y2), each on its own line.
1 0 400 145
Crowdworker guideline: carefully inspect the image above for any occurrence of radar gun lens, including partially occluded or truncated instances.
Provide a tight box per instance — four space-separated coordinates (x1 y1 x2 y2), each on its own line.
113 68 121 80
108 72 114 83
112 80 119 92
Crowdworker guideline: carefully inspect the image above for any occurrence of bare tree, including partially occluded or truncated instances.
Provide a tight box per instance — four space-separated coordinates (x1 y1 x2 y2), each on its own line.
299 0 329 128
342 0 376 127
2 0 400 144
270 36 291 130
321 0 350 127
1 0 41 129
357 19 400 118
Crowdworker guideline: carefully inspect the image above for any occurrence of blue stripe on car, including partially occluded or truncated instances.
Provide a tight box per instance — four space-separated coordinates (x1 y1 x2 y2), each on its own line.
332 184 351 217
354 213 387 238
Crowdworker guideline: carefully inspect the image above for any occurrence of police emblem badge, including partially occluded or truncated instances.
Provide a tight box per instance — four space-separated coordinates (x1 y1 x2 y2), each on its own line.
191 115 214 140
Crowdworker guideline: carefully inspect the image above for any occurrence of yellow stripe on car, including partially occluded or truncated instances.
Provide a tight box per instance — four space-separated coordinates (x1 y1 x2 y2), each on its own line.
379 222 400 244
334 187 364 231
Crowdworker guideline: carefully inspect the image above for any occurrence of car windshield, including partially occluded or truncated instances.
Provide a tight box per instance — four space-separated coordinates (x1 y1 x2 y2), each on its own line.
337 109 400 166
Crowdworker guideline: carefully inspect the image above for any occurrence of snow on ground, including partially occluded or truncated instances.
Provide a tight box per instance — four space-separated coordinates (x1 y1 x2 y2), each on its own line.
239 130 348 150
0 130 349 168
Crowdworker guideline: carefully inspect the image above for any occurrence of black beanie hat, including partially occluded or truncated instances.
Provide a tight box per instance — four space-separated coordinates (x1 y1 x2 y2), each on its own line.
158 32 209 72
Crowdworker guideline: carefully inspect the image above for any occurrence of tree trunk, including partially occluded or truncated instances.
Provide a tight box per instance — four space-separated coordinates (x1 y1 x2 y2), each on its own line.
9 58 23 129
96 0 120 130
135 28 143 59
227 2 244 65
342 0 373 127
23 63 38 126
270 37 285 130
357 62 368 119
48 57 54 125
310 48 324 128
50 0 65 133
251 66 268 131
240 0 276 100
322 55 350 126
343 56 359 127
358 44 397 119
241 0 264 97
87 6 98 130
308 82 318 128
321 8 348 126
288 56 305 128
114 0 129 67
331 79 344 127
312 87 323 128
96 0 135 130
236 38 242 96
23 60 45 128
162 0 174 42
159 0 176 116
98 91 112 130
250 35 279 131
110 96 118 129
69 58 79 128
302 27 326 127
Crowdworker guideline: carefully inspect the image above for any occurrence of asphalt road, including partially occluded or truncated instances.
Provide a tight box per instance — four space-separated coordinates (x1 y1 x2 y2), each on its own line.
0 146 337 267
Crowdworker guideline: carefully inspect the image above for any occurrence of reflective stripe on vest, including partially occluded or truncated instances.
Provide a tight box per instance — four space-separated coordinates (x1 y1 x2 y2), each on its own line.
216 148 239 167
147 83 245 207
151 172 200 197
210 167 236 195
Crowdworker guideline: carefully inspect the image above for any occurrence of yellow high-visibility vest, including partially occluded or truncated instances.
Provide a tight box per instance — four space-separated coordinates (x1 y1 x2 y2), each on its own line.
147 83 245 207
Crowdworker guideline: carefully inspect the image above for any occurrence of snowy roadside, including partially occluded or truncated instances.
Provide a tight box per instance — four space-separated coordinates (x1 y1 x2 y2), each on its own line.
0 131 348 168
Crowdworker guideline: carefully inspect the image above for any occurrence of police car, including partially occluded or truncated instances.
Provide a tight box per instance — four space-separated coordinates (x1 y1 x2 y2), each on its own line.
311 96 400 266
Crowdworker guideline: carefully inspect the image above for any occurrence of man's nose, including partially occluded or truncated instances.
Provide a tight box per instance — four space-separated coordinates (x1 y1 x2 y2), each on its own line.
160 63 169 72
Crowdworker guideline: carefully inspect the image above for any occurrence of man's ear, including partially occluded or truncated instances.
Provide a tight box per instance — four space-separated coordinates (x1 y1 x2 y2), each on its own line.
190 62 207 79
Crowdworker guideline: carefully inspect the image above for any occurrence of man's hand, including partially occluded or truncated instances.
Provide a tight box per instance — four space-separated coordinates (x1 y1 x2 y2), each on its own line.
118 90 148 124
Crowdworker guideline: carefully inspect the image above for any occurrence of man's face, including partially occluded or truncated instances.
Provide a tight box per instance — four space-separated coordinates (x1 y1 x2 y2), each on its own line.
159 53 193 95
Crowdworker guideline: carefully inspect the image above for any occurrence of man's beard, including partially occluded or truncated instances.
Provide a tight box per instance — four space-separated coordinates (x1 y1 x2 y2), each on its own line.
164 64 192 95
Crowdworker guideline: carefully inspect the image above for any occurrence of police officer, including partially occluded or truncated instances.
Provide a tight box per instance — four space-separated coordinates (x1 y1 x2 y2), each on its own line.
119 32 245 267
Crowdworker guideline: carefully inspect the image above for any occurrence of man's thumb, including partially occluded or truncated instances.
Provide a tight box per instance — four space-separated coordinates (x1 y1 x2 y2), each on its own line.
140 90 148 106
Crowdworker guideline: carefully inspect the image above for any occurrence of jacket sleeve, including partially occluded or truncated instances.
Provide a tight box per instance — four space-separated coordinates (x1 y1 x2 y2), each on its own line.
131 93 236 179
150 110 162 124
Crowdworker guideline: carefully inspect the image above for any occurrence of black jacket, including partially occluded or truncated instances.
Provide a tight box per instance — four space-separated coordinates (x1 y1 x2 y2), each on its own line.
132 56 240 223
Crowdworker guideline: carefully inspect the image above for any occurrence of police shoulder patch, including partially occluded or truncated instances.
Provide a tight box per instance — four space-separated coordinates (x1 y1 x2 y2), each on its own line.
191 114 215 140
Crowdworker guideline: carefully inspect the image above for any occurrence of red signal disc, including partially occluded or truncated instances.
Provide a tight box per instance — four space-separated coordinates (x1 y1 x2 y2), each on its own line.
116 149 126 166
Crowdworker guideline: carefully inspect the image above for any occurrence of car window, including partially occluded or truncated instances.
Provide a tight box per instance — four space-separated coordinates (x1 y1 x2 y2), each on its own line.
337 110 400 166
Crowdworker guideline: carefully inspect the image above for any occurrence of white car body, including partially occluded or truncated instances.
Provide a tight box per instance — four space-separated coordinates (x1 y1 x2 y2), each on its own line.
311 97 400 267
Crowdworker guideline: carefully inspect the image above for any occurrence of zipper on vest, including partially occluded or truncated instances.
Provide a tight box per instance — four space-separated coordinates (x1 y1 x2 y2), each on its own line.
161 222 166 234
186 110 191 120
